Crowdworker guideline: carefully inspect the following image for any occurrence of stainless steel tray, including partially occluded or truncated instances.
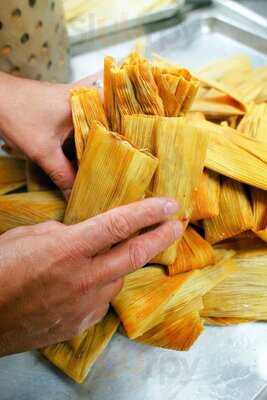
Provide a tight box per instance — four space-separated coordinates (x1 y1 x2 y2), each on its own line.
67 0 185 45
1 8 267 400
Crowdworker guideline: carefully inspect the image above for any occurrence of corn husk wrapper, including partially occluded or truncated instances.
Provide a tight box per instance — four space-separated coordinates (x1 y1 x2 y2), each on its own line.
191 169 220 221
56 122 157 383
42 312 119 384
185 111 206 122
153 65 199 116
234 66 267 103
71 87 108 163
204 317 254 326
168 226 215 275
0 191 66 233
26 160 54 192
121 114 158 154
135 297 204 351
191 99 245 119
110 67 142 132
195 74 247 113
0 157 26 195
152 117 209 265
204 178 253 244
125 59 165 116
104 56 121 131
198 54 253 83
112 250 235 339
189 119 267 190
202 247 267 320
237 103 267 143
65 121 158 225
137 311 204 351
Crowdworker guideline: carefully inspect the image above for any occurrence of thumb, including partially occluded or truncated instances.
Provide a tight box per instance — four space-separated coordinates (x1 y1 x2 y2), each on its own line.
37 146 76 198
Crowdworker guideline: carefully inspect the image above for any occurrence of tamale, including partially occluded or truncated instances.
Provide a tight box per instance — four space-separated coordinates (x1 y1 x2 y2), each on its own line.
137 311 204 351
198 54 252 82
26 160 54 192
153 117 209 265
0 191 66 233
204 178 253 244
71 87 108 162
121 114 158 154
110 67 141 132
251 188 267 232
191 169 220 221
42 312 119 384
168 226 215 275
191 98 245 119
0 157 26 195
104 56 120 131
125 61 165 115
204 317 254 326
153 66 199 116
185 111 206 122
189 119 267 190
237 103 267 143
202 247 267 320
112 251 235 339
234 65 267 103
195 75 247 113
65 121 158 225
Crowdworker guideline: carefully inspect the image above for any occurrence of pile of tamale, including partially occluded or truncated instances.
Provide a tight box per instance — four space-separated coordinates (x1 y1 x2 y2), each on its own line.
1 50 267 384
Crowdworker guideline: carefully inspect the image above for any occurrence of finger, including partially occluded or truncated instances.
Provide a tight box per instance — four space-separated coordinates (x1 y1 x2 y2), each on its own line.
0 221 64 241
37 145 75 197
98 279 124 301
67 197 179 257
77 304 110 334
92 220 183 285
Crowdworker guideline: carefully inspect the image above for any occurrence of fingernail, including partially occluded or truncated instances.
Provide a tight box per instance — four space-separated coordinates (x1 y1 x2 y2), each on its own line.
164 199 179 216
172 221 183 238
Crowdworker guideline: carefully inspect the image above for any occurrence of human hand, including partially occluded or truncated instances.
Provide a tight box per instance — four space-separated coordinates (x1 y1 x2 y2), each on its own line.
0 197 182 356
0 72 100 197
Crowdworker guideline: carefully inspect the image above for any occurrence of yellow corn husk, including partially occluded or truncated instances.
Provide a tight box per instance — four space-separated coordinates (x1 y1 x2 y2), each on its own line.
121 114 159 154
251 188 267 232
104 56 121 131
204 178 253 244
65 122 158 225
42 312 120 384
234 65 267 103
153 117 209 265
195 75 247 113
1 145 25 159
185 111 206 122
0 157 26 195
191 98 245 119
237 103 267 143
26 160 54 192
189 119 267 190
191 169 220 221
135 296 204 351
0 191 66 233
71 87 108 163
137 311 204 351
198 54 253 82
125 61 165 116
112 250 235 339
153 67 199 116
110 67 142 132
202 247 267 320
168 226 215 275
204 317 254 326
